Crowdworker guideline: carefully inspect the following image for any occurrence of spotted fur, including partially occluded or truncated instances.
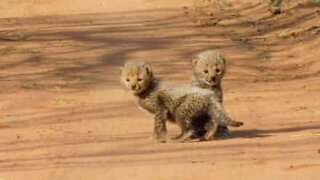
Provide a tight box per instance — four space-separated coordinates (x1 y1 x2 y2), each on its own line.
158 87 243 142
120 61 243 143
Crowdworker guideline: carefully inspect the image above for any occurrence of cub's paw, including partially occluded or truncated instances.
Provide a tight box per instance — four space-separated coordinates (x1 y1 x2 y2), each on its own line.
156 138 166 143
216 127 231 137
153 135 167 143
202 135 215 141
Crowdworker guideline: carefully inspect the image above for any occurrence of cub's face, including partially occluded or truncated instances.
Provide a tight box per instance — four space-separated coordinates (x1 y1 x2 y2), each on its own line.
192 55 225 86
120 61 153 95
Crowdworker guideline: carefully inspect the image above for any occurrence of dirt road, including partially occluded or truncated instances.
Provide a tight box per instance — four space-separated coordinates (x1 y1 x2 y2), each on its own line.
0 0 319 179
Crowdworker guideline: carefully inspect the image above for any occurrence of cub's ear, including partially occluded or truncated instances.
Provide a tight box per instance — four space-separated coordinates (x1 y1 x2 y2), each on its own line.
192 58 199 67
143 63 152 75
217 54 226 65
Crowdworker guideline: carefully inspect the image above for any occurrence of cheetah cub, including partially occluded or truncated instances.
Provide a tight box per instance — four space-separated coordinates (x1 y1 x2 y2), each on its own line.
192 50 231 137
120 61 243 142
158 87 243 142
120 61 168 142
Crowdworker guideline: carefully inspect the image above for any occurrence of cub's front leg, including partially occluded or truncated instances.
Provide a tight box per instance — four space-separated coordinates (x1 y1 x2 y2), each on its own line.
153 108 168 143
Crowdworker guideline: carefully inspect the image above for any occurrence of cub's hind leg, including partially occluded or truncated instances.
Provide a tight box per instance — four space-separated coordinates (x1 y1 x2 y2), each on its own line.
171 103 198 143
171 114 195 143
202 121 218 141
171 94 209 142
203 102 225 141
171 128 194 143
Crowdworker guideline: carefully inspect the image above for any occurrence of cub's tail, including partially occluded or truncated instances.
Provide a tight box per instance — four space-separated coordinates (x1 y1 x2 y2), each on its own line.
221 117 244 127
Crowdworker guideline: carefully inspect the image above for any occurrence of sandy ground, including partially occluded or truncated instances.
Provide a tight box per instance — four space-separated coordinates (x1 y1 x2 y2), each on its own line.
0 0 320 179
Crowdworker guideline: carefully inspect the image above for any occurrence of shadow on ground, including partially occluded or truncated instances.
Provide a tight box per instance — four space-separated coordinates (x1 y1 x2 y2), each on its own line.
0 2 319 93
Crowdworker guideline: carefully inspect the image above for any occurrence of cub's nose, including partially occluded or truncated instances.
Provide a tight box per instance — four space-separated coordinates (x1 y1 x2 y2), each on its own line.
211 76 216 82
131 84 137 90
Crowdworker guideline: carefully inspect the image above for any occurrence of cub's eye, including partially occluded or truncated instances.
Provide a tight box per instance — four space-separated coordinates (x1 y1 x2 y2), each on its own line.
216 69 221 73
203 70 209 74
137 78 143 82
126 78 130 82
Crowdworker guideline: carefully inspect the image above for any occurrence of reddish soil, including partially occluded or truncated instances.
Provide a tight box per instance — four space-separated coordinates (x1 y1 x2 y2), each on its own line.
0 0 319 179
